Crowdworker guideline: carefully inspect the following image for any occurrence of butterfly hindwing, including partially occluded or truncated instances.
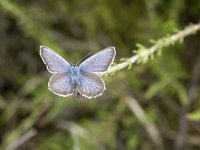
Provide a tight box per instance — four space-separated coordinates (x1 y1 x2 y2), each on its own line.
79 47 116 73
48 73 73 97
40 46 70 73
77 72 105 99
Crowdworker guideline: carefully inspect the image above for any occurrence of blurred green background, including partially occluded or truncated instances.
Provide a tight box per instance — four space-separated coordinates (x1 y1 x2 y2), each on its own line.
0 0 200 150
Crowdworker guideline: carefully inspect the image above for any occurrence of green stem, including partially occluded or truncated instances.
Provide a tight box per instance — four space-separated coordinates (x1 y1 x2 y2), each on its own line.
101 23 200 76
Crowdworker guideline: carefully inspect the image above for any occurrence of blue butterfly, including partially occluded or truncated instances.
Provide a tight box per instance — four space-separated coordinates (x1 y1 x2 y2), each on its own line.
40 46 116 99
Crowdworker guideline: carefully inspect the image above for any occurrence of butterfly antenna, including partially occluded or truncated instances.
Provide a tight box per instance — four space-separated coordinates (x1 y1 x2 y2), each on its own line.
75 52 93 65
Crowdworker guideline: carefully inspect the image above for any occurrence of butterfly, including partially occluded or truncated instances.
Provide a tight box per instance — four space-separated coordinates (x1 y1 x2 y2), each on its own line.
39 46 116 99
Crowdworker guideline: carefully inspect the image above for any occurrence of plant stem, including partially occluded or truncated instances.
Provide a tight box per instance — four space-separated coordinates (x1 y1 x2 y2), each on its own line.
102 22 200 76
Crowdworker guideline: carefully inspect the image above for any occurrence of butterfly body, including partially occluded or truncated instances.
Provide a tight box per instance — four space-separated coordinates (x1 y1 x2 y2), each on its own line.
69 65 87 98
40 46 116 99
69 65 81 86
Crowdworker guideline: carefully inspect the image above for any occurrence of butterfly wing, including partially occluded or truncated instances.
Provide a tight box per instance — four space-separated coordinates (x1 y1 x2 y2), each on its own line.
48 72 73 97
40 46 71 73
79 46 116 72
77 72 105 99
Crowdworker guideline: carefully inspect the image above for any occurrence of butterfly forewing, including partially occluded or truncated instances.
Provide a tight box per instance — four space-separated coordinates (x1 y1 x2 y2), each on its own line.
40 46 70 73
79 47 116 72
77 72 105 99
48 73 73 97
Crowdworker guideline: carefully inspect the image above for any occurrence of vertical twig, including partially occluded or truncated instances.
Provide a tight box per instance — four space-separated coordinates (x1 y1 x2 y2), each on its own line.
124 96 165 150
175 52 200 150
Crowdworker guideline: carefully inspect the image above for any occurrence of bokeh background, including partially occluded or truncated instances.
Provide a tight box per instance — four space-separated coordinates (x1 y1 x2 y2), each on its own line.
0 0 200 150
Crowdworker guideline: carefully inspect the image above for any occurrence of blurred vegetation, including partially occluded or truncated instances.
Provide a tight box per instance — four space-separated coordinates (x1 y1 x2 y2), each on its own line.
0 0 200 150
